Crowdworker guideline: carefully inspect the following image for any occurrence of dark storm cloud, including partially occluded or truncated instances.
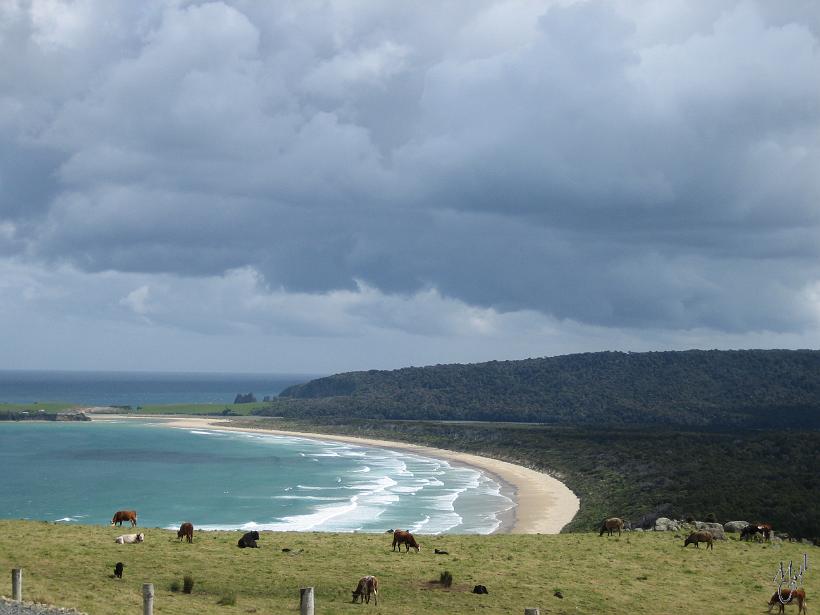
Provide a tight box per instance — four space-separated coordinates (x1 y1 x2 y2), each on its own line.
2 0 820 335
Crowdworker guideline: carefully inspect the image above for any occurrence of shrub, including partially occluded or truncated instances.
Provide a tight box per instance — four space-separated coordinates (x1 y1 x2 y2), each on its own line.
705 512 717 523
217 591 237 606
183 575 194 594
169 581 180 593
440 570 453 588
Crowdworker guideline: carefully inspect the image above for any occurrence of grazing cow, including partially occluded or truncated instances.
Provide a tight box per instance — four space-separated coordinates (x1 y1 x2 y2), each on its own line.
177 522 194 543
237 530 260 548
768 588 807 614
391 529 420 552
351 575 378 605
740 524 763 541
115 533 144 544
113 562 124 579
599 517 625 537
111 510 137 527
741 523 774 541
683 531 714 550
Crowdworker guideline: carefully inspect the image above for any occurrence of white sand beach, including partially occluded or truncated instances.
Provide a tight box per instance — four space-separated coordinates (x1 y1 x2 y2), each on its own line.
92 415 580 534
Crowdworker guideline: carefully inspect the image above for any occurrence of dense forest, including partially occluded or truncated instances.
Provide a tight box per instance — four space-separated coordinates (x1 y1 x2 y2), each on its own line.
262 349 820 428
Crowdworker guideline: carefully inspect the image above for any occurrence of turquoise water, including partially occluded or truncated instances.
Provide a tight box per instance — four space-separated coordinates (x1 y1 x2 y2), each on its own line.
0 421 513 534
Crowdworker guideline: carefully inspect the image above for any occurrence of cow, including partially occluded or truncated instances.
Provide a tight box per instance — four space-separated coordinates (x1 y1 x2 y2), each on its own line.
115 533 144 544
683 530 714 550
237 530 260 548
391 529 420 552
599 517 625 537
351 575 378 605
177 522 194 543
741 523 774 541
111 510 138 527
768 588 807 614
113 562 124 579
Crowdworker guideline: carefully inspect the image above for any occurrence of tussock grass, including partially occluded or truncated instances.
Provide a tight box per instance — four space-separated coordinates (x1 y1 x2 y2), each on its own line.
0 520 816 614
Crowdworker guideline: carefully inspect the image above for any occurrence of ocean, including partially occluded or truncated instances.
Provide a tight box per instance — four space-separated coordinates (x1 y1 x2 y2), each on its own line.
0 370 313 406
0 372 514 534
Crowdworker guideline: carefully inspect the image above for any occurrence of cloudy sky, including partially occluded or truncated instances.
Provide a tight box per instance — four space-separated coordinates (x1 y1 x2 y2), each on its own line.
1 0 819 374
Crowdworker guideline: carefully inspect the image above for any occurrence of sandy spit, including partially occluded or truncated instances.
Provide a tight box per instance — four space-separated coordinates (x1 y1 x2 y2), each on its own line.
92 415 580 534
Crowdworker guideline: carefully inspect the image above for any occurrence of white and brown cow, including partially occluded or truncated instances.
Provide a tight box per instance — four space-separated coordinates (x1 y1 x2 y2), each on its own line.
115 532 144 544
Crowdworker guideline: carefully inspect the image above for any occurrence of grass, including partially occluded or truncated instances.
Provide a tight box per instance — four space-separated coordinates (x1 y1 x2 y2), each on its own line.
0 521 816 614
111 403 272 416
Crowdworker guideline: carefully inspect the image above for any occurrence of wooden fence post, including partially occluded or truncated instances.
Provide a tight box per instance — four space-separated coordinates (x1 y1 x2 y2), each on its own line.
524 609 540 615
300 586 314 615
142 583 154 615
11 568 22 601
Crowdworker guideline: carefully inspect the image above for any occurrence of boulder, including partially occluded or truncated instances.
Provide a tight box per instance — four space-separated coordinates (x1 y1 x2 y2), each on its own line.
724 521 750 533
654 517 680 532
695 522 726 540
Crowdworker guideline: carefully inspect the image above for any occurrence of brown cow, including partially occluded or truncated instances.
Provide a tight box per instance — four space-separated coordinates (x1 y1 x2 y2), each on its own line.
599 517 624 537
111 510 137 527
391 529 420 552
177 522 194 543
351 575 378 605
768 588 807 614
683 530 714 550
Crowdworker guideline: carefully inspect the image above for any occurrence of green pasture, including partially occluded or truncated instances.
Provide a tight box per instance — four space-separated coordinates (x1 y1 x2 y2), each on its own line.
0 521 815 614
129 402 270 416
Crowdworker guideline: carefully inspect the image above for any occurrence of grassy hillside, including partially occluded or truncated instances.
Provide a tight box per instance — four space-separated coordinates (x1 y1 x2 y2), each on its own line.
265 349 820 428
0 520 815 615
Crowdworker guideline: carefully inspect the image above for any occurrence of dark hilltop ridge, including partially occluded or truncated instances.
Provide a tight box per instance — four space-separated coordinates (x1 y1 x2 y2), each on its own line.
264 349 820 428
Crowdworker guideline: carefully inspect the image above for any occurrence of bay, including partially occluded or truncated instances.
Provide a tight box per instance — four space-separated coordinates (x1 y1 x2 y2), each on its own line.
0 421 514 534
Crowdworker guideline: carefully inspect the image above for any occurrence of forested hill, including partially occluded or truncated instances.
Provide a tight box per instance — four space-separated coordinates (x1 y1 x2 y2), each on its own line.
268 350 820 428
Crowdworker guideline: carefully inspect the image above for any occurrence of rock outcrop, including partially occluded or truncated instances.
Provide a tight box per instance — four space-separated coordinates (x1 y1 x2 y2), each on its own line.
723 520 750 533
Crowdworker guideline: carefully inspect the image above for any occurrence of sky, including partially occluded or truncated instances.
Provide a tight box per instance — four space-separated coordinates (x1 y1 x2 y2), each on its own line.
1 0 819 375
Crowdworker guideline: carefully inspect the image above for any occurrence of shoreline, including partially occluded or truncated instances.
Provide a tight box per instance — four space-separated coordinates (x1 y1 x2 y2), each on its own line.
92 414 580 534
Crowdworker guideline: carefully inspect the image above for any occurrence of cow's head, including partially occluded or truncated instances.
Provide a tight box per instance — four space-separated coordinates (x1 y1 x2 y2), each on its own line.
136 533 144 542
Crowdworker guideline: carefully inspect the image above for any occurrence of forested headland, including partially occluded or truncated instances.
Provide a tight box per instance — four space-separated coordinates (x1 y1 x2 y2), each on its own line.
263 349 820 428
248 350 820 537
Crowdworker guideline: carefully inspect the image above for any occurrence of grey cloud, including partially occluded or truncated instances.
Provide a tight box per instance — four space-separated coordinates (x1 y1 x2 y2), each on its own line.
2 0 820 338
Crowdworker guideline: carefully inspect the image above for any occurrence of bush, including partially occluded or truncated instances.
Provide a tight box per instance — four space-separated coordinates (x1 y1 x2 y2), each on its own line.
705 512 717 523
183 575 194 594
440 571 453 588
169 581 180 593
217 591 236 606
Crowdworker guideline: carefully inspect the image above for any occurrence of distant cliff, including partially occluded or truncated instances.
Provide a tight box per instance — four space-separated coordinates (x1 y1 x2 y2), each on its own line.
262 349 820 428
0 408 90 421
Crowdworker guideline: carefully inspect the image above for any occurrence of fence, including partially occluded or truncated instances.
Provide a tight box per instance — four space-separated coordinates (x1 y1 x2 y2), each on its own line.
9 568 541 614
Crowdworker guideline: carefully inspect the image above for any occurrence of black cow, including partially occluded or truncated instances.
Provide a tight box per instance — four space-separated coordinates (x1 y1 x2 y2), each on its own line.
237 530 260 548
114 562 124 579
